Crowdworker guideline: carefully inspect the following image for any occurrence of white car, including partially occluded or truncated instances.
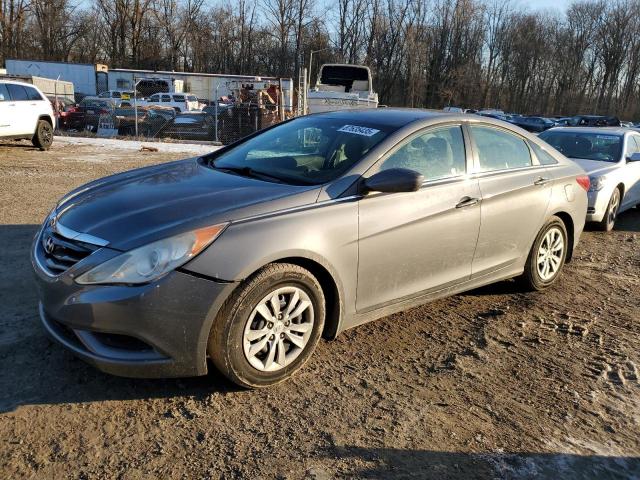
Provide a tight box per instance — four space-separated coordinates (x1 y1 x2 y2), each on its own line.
0 80 55 150
95 89 136 106
143 92 200 112
540 127 640 231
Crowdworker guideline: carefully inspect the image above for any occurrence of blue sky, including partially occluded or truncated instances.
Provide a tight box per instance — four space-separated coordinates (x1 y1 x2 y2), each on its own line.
524 0 572 12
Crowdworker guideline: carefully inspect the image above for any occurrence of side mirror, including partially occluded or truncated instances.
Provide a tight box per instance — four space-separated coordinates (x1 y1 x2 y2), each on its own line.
363 168 424 194
628 152 640 162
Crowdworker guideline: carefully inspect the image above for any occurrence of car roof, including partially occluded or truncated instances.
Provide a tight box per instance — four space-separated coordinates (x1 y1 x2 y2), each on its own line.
0 79 35 87
544 126 630 136
311 108 463 128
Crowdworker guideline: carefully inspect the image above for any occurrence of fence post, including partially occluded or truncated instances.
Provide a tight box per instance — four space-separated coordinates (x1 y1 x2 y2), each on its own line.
134 78 139 137
214 82 219 143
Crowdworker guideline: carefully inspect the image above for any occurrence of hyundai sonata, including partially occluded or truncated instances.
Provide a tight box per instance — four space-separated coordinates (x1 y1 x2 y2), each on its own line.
33 109 589 388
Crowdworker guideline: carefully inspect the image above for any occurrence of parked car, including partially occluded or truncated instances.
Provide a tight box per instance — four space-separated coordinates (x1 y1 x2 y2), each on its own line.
540 127 640 231
0 79 54 150
510 116 556 133
64 98 114 131
48 96 76 130
568 115 621 127
155 112 216 141
32 110 589 388
143 92 200 112
96 90 136 107
113 105 176 136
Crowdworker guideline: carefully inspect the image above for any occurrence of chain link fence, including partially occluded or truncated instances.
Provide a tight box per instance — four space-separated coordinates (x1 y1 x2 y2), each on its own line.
53 79 295 146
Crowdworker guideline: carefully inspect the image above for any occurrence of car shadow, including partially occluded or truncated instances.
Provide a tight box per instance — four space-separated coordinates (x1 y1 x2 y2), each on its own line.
323 445 640 479
614 207 640 232
0 224 241 414
0 141 40 150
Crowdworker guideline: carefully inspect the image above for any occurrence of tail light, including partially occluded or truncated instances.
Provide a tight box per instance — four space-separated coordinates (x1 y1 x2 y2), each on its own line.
576 175 590 192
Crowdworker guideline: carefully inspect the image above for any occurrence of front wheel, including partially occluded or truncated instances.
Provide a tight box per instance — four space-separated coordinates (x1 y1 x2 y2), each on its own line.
32 120 53 151
519 216 568 291
208 263 325 388
596 188 621 232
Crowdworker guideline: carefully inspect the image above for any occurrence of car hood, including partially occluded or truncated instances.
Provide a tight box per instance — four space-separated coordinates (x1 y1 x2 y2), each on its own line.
571 158 619 176
55 158 319 250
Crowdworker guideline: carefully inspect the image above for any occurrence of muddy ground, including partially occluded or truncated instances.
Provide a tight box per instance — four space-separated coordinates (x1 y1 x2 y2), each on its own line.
0 139 638 479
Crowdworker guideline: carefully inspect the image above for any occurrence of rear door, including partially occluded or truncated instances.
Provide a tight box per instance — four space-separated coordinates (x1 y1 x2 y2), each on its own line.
5 83 32 135
357 124 481 311
0 83 12 135
468 124 552 277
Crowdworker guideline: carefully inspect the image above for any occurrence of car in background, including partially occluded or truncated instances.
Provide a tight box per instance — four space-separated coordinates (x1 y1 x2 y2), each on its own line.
0 79 54 150
155 112 215 141
568 115 621 127
202 103 234 116
64 98 114 132
143 92 200 112
540 127 640 231
48 96 76 129
32 109 589 388
96 90 136 107
113 105 177 137
510 116 556 133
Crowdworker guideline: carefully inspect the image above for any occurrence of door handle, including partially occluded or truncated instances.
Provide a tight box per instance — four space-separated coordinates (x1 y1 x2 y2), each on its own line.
456 196 479 208
534 176 550 186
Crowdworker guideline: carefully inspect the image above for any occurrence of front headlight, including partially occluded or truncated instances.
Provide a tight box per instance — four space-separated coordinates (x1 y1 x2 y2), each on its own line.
75 223 227 285
588 175 607 192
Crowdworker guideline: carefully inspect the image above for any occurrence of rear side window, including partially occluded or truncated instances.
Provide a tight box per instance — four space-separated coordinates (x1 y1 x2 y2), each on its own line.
381 125 466 180
173 95 185 102
161 95 171 102
6 84 30 101
624 135 640 158
0 84 9 101
25 86 43 101
529 141 558 165
470 125 532 172
149 94 159 102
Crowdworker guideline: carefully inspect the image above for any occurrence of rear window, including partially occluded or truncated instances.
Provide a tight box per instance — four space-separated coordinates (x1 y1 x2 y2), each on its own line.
539 131 622 162
6 84 29 101
26 86 43 101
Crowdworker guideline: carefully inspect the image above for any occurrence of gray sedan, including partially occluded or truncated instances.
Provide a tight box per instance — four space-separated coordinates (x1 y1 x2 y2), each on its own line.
32 109 589 388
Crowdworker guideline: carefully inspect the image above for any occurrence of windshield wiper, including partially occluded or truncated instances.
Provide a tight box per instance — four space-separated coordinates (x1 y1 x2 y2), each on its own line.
212 165 287 183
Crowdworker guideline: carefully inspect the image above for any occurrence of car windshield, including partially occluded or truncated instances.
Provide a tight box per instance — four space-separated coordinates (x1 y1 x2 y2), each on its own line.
207 116 394 185
539 131 622 162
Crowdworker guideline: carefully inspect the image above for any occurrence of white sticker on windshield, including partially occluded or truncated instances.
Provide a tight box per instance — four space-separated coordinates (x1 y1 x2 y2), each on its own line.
596 135 618 140
337 125 380 137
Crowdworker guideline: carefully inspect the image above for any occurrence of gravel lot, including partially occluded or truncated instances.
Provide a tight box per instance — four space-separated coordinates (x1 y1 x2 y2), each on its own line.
0 139 638 479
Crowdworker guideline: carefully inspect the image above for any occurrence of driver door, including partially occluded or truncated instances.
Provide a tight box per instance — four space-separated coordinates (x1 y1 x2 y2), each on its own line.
356 124 481 312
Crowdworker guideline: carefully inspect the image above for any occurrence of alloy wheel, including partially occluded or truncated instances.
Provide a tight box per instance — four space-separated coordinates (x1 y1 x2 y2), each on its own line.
243 286 314 372
537 226 564 281
607 189 620 229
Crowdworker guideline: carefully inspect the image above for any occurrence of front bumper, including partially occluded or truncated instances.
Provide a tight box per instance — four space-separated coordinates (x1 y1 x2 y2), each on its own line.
32 230 237 378
586 190 608 222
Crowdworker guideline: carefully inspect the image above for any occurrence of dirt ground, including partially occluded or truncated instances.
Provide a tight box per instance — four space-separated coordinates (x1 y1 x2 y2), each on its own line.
0 139 638 479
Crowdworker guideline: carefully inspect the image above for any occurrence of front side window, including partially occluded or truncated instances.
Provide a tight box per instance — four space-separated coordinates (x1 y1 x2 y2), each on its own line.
624 135 640 158
0 84 10 101
380 125 466 181
470 125 532 171
6 84 29 101
209 116 394 185
539 131 622 163
161 95 171 102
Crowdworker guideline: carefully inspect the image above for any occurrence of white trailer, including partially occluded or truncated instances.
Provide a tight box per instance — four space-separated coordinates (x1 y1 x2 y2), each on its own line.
5 59 108 96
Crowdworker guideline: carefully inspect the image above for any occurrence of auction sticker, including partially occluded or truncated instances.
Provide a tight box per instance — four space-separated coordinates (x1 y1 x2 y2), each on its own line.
338 125 380 137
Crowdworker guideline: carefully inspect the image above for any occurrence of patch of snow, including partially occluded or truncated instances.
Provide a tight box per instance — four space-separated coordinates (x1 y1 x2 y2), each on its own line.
54 136 221 156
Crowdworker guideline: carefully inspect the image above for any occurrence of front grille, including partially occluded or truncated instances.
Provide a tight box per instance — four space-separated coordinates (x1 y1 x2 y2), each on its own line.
39 228 99 274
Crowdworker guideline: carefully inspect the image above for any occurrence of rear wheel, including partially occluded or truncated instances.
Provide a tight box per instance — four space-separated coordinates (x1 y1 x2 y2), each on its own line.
519 216 568 291
596 188 621 232
208 263 325 388
32 120 53 151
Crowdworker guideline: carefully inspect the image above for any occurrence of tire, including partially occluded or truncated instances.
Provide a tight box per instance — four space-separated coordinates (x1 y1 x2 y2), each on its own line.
32 119 54 151
208 263 325 388
596 187 621 232
519 216 568 291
